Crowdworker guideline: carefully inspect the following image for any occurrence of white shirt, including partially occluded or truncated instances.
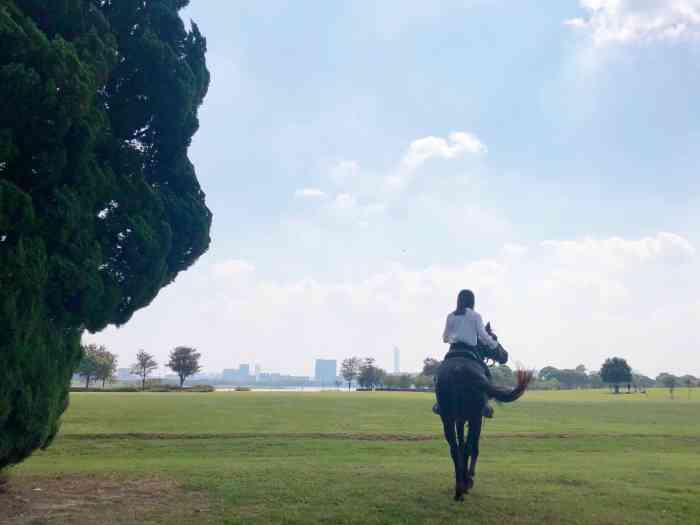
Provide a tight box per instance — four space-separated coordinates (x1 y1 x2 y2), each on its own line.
442 310 498 350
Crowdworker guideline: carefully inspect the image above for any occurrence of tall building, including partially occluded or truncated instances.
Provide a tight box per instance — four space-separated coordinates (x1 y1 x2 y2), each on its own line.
222 364 252 383
393 346 400 374
222 369 238 382
314 359 337 385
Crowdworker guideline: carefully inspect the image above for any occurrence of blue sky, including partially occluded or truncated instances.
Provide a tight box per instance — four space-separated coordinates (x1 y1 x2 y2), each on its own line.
87 1 700 378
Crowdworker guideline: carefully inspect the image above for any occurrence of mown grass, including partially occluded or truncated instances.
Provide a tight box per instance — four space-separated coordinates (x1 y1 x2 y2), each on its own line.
58 388 700 436
8 389 700 524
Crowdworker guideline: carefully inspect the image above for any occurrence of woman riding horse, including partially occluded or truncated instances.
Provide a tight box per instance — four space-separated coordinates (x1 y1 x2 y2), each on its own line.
434 289 533 500
436 289 499 418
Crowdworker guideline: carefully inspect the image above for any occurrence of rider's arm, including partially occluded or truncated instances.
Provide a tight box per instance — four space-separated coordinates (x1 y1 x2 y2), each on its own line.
442 314 452 343
475 313 498 349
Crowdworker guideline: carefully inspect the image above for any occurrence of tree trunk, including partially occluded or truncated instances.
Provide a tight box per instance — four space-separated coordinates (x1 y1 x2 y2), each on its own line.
85 376 90 389
180 376 184 388
142 375 146 391
347 381 351 391
101 378 106 389
613 384 619 394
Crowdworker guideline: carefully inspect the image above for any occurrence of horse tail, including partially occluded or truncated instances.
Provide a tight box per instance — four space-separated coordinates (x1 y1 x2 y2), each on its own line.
486 369 534 403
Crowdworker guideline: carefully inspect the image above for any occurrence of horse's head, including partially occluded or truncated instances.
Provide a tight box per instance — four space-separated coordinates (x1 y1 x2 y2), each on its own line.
480 322 508 364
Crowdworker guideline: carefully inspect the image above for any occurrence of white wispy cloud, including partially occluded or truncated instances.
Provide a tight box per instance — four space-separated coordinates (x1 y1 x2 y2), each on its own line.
330 160 361 183
566 0 700 46
400 131 487 172
295 188 327 198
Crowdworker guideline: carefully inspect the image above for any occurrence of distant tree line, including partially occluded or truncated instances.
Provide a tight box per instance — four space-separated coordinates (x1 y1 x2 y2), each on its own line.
339 354 698 395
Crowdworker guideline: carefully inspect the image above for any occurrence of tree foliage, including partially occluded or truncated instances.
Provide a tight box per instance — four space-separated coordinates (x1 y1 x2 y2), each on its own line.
357 358 386 390
94 348 117 388
422 357 442 377
657 373 679 399
0 0 210 470
167 346 201 387
340 357 360 390
600 357 632 394
76 344 116 388
130 349 158 390
76 344 104 388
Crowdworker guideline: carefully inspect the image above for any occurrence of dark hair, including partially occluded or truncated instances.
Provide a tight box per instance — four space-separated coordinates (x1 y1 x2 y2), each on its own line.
454 289 475 315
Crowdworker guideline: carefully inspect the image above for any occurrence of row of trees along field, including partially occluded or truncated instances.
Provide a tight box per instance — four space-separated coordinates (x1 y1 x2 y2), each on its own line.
341 355 698 395
77 345 202 390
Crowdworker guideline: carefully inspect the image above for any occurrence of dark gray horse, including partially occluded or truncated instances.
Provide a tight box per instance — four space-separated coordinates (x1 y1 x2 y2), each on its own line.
435 326 533 501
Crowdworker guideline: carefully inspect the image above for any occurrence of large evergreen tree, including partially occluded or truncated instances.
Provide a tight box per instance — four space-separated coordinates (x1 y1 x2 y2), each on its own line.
0 0 210 470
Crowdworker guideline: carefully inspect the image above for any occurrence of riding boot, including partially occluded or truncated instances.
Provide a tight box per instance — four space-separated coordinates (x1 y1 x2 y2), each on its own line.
482 393 494 418
432 402 441 415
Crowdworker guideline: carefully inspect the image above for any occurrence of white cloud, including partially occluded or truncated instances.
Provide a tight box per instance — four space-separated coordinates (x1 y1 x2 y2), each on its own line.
332 193 357 211
291 130 488 229
400 131 487 172
295 188 327 199
212 259 256 278
566 0 700 46
86 233 699 378
330 160 361 183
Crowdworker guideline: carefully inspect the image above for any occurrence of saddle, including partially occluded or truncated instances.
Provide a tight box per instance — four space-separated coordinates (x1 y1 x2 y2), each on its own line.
445 343 484 364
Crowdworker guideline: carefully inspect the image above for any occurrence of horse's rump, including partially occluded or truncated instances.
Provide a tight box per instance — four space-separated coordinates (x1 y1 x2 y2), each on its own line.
435 357 488 420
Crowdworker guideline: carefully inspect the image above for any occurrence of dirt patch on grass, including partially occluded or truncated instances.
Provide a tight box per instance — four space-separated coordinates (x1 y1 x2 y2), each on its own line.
0 474 214 525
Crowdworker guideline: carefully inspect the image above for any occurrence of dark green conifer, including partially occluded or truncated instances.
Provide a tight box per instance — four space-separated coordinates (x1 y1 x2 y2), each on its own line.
0 0 210 469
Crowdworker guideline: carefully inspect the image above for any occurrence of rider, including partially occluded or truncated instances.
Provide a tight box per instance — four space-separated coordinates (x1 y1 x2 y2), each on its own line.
433 289 500 418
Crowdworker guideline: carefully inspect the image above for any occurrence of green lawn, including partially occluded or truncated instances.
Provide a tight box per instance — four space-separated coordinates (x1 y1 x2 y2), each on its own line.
5 389 700 524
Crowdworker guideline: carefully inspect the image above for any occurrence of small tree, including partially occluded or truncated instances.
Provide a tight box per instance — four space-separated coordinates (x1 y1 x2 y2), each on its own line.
422 357 442 377
414 374 434 389
131 350 159 391
358 358 386 390
600 357 632 394
682 375 697 399
95 350 118 389
538 366 560 382
341 357 361 391
658 373 678 399
167 346 202 387
398 374 413 389
383 374 400 389
77 344 106 388
491 364 516 387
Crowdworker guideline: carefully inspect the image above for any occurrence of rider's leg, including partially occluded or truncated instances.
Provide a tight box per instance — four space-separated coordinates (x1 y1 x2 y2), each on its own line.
482 361 494 418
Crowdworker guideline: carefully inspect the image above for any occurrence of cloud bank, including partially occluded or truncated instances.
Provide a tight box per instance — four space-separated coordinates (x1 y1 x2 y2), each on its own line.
86 232 699 378
566 0 700 46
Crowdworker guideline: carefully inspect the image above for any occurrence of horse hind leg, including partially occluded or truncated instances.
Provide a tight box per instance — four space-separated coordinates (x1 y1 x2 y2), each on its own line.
465 415 483 490
442 418 466 501
457 420 469 494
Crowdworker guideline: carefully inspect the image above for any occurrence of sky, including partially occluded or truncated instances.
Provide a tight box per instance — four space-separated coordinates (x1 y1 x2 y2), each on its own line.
85 0 700 379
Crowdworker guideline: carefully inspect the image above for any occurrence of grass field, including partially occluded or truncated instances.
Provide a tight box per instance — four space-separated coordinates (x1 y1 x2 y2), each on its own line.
3 389 700 524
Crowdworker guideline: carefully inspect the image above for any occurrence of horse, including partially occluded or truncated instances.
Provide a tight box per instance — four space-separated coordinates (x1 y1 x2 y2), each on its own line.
435 325 533 501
